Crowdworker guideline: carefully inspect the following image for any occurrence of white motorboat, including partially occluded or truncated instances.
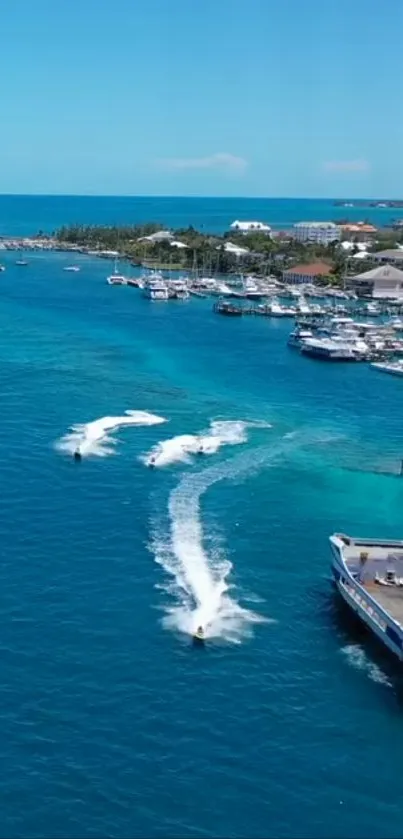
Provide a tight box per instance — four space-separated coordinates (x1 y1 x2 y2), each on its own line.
371 360 403 377
107 257 127 285
143 273 169 300
269 297 296 317
64 265 80 272
168 278 190 299
243 276 263 299
287 326 314 348
300 336 358 360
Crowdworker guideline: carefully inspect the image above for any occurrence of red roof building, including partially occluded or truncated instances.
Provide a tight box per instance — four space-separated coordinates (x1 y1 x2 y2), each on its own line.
282 262 332 285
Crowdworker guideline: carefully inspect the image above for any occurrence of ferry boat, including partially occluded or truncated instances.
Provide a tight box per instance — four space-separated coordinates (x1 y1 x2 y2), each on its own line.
330 533 403 660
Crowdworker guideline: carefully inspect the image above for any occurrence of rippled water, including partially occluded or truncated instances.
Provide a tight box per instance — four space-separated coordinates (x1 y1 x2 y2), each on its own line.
1 249 403 838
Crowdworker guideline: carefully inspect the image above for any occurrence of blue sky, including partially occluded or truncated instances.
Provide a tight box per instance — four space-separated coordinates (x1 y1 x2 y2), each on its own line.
2 0 402 197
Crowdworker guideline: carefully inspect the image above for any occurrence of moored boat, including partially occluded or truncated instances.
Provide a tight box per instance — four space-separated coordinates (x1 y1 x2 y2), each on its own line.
300 336 358 360
371 360 403 377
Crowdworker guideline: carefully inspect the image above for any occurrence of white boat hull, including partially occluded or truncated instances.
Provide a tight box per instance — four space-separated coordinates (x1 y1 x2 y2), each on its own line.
330 536 403 661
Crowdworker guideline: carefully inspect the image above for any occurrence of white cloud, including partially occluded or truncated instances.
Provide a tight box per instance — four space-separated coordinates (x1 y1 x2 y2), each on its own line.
155 152 248 174
322 159 370 173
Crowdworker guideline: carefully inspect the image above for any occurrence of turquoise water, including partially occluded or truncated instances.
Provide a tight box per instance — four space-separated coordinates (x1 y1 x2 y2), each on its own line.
1 239 403 837
1 194 402 236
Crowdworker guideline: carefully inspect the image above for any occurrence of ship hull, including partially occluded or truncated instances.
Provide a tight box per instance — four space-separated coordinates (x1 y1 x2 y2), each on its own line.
330 537 403 661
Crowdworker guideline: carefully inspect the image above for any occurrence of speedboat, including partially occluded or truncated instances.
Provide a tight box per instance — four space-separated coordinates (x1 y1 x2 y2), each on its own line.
64 266 80 272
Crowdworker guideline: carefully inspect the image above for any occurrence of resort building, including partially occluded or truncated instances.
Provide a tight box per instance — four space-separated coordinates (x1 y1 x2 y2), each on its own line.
346 264 403 299
293 222 341 245
338 222 377 241
370 249 403 266
282 261 332 285
230 220 272 235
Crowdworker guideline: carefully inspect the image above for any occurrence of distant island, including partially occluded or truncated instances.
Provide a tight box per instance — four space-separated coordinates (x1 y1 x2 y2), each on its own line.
334 200 403 209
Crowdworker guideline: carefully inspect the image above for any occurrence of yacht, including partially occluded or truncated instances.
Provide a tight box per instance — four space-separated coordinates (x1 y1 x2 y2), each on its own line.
330 533 403 661
269 297 296 317
143 273 169 301
195 277 218 294
168 278 190 299
243 276 263 300
388 317 403 331
366 301 380 315
288 326 314 348
296 296 312 316
300 336 358 360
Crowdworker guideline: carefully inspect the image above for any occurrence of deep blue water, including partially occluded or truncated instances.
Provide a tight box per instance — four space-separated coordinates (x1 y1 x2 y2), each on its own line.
0 194 402 236
1 220 403 837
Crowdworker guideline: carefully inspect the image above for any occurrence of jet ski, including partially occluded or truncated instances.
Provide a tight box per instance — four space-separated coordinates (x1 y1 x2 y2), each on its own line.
74 449 82 462
193 625 205 642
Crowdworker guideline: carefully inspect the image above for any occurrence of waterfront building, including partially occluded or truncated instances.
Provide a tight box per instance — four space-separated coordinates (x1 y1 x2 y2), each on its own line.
282 261 332 285
346 263 403 299
230 220 272 234
293 221 341 244
370 249 403 266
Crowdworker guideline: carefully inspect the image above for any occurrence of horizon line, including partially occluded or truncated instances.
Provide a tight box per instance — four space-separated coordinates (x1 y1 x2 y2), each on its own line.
0 192 401 202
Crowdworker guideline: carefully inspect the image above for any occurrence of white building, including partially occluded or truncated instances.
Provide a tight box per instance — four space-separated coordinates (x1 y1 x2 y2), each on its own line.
293 222 341 245
219 241 250 256
138 230 173 243
230 220 271 235
347 264 403 299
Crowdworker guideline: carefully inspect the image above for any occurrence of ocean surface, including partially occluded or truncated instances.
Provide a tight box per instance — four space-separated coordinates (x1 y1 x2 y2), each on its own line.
0 194 403 237
1 198 403 838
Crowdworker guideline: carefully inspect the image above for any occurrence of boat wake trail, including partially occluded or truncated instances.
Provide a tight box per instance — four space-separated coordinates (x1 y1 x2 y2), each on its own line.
55 410 166 458
150 432 303 643
143 419 271 467
341 644 392 687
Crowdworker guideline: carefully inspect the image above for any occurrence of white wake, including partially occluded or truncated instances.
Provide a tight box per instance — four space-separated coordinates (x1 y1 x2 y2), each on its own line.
341 644 392 687
143 419 270 467
56 410 166 458
151 432 289 644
